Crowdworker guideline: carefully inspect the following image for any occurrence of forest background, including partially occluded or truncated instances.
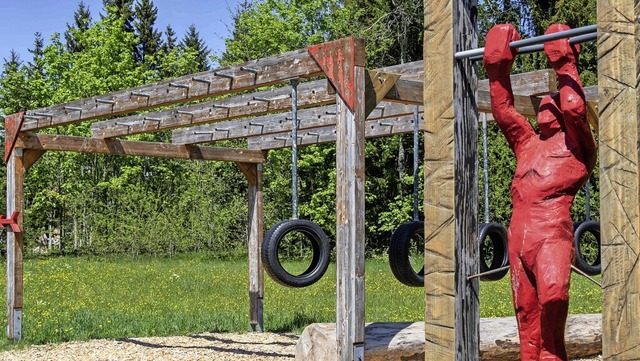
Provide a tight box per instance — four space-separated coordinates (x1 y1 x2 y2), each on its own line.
0 0 598 258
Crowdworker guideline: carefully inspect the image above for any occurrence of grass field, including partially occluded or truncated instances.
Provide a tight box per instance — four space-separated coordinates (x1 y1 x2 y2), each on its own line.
0 253 602 351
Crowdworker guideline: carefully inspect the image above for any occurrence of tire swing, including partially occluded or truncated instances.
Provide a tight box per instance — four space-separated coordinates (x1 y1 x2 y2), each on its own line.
388 106 425 287
477 113 509 281
261 79 330 288
573 178 601 276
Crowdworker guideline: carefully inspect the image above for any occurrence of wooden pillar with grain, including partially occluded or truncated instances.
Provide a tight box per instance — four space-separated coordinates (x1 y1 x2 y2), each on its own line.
237 162 265 332
423 0 480 360
5 146 43 341
597 1 640 359
308 37 367 361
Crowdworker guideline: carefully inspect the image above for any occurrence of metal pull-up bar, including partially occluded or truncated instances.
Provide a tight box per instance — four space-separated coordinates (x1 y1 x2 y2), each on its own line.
455 24 597 61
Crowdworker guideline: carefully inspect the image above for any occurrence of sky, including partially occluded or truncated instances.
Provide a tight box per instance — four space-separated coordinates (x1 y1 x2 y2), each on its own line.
0 0 244 67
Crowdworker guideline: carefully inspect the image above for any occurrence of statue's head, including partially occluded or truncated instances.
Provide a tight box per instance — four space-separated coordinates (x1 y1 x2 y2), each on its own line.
537 93 563 139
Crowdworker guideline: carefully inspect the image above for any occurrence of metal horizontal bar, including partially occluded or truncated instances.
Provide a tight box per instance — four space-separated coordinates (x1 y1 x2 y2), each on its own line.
455 24 597 60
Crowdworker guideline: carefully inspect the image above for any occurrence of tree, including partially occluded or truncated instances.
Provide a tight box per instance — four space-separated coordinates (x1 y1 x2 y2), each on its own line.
102 0 135 33
179 25 210 71
65 1 93 53
160 24 177 54
134 0 162 65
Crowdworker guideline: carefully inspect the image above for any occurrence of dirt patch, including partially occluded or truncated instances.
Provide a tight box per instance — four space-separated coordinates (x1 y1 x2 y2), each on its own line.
0 332 602 360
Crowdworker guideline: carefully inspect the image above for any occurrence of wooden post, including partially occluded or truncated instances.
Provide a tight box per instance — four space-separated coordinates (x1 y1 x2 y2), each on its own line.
238 162 265 332
6 148 26 340
424 0 480 360
597 1 640 359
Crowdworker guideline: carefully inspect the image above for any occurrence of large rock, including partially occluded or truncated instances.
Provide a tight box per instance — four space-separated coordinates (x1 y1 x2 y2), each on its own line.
296 314 601 361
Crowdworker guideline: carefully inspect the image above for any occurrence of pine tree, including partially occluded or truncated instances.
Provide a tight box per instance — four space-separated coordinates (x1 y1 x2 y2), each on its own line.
133 0 162 64
65 1 92 53
103 0 135 34
161 25 177 54
0 51 29 114
179 25 210 72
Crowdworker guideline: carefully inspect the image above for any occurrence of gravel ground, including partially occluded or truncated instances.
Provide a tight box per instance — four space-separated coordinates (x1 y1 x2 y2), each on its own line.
0 332 602 361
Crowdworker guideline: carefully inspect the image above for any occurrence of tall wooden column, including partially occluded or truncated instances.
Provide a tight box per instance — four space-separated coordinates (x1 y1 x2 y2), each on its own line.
597 1 640 359
238 162 265 332
6 148 26 340
423 0 480 360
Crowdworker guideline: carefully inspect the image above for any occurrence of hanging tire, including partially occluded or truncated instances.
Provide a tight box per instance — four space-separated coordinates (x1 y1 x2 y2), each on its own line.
478 223 509 281
261 219 330 288
388 221 425 287
573 221 601 276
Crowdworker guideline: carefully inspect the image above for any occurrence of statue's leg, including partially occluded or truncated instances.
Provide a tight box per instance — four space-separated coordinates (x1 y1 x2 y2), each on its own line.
510 253 542 361
535 239 573 361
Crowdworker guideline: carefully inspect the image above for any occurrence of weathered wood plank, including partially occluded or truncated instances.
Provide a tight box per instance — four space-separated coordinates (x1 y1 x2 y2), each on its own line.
424 0 479 360
335 64 366 361
93 61 431 139
15 133 265 163
91 79 336 139
238 162 265 332
172 102 417 145
597 1 640 359
247 112 421 150
6 149 25 340
477 69 557 96
17 49 324 132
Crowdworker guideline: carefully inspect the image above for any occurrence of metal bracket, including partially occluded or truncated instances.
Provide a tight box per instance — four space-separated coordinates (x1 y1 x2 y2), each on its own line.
0 212 21 233
4 112 25 163
307 37 365 113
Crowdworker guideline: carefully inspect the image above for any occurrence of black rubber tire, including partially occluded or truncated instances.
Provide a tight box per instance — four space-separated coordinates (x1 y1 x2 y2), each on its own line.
388 221 425 287
478 223 509 281
261 219 330 288
573 220 601 276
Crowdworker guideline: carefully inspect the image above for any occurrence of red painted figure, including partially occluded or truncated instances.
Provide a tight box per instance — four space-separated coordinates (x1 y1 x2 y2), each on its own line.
483 24 597 360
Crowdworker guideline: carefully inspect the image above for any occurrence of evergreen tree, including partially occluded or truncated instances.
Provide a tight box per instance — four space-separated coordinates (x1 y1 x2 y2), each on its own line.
133 0 162 64
65 1 93 53
103 0 135 33
0 51 29 114
161 24 177 54
179 25 210 71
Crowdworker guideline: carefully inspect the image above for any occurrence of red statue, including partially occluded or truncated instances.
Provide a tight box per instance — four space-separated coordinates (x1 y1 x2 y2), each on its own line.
483 24 597 360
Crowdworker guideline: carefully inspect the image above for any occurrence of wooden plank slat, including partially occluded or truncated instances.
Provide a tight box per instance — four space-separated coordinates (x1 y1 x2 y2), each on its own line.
91 79 336 138
424 0 479 360
477 69 557 96
15 133 265 163
172 102 417 145
16 49 324 132
597 1 640 359
247 112 421 150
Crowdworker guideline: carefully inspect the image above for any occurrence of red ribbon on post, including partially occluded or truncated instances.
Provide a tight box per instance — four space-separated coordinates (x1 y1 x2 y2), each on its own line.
0 212 21 233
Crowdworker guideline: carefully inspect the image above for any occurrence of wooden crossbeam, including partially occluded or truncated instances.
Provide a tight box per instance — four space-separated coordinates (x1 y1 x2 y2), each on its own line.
14 133 265 163
15 49 323 132
91 61 427 139
247 112 422 150
91 79 335 139
171 101 417 145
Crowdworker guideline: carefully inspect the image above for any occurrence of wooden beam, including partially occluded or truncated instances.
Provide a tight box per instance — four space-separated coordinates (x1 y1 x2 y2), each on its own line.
247 112 421 150
172 102 417 145
597 1 640 359
237 162 265 333
6 149 25 340
15 133 265 163
334 40 366 361
15 49 324 132
365 70 401 115
91 78 336 139
424 0 479 360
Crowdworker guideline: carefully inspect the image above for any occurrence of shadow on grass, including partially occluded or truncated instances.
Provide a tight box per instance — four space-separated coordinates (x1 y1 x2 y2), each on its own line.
269 311 322 333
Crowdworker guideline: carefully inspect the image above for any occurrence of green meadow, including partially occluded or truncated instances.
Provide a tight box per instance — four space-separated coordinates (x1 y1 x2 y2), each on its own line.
0 254 601 351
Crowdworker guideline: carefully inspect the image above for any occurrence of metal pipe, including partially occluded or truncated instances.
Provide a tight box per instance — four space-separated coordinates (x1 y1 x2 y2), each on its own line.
482 113 490 224
291 78 299 220
455 24 597 60
467 265 510 280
